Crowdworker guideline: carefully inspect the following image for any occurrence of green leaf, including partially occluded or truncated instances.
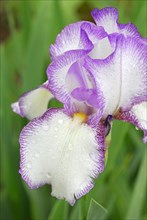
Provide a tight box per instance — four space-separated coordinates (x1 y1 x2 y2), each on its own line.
87 199 107 220
126 147 147 219
47 200 69 220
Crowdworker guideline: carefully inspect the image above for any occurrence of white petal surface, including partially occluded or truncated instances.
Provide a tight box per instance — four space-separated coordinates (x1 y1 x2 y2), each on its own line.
20 87 53 120
19 109 104 204
85 36 147 117
91 8 119 34
131 102 147 130
50 22 82 59
91 8 140 37
89 37 114 59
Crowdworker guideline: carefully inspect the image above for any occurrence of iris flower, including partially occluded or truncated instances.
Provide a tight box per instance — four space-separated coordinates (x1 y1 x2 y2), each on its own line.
12 7 147 205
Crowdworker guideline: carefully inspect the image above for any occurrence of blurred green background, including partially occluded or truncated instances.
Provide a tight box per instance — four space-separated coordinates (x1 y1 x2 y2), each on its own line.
0 1 147 220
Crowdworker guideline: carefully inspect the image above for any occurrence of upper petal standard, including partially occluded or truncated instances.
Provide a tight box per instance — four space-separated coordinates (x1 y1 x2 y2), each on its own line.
85 36 147 117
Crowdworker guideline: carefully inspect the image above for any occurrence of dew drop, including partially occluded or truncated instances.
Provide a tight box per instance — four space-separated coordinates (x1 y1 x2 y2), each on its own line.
46 172 51 178
58 119 63 124
27 163 32 169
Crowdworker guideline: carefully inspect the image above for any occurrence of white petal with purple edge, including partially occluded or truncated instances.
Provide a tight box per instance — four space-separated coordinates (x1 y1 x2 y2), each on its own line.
47 50 93 106
12 83 53 120
19 109 104 205
116 102 147 143
91 8 119 34
91 7 140 37
11 102 23 116
50 21 93 59
85 36 147 117
132 102 147 131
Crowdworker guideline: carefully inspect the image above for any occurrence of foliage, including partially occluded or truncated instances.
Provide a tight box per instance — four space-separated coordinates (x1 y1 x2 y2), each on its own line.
0 1 146 219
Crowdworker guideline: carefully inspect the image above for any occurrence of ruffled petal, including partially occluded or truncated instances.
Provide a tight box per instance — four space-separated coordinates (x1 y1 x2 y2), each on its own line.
88 36 114 59
91 7 140 37
47 50 94 109
50 21 93 59
81 22 114 59
91 8 119 34
85 36 147 117
118 23 141 38
11 81 53 120
116 102 147 142
19 108 105 205
80 22 107 44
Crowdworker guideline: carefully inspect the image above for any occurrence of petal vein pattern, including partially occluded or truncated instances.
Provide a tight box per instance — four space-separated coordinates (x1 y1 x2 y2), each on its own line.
50 22 94 60
91 7 140 37
19 109 104 205
85 36 147 117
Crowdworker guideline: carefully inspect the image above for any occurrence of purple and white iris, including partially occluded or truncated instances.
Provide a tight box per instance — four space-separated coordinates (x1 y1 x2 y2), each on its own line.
12 7 147 205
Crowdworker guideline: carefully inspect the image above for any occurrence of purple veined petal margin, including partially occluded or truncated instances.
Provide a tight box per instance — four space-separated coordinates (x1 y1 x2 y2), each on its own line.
19 81 52 118
50 21 95 60
73 121 106 201
115 110 147 143
85 34 147 116
118 23 140 38
11 102 24 117
138 37 147 46
81 22 107 44
91 7 118 32
84 34 122 118
19 107 64 189
120 37 147 110
47 49 94 111
91 7 141 38
11 80 53 119
19 107 105 204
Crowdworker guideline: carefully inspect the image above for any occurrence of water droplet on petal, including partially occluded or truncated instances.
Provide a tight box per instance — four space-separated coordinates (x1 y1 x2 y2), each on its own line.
46 172 51 178
58 119 63 124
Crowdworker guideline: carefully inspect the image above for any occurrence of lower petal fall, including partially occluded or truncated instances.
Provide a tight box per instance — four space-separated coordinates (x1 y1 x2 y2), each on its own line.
19 108 105 205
